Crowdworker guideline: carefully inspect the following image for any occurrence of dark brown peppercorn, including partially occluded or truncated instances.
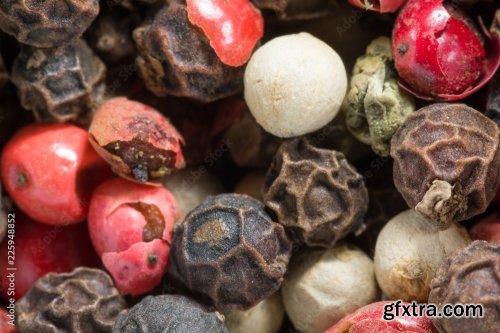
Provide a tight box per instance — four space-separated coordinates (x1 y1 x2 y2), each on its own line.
12 39 106 123
486 73 500 126
0 0 99 48
133 1 244 102
263 138 369 248
170 193 292 310
252 0 337 20
113 295 228 333
428 241 500 333
390 103 500 227
16 267 127 333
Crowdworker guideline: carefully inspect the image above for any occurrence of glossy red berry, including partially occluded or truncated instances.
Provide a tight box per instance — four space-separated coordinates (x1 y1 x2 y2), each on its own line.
348 0 406 13
186 0 264 67
0 214 99 301
88 177 179 295
89 97 185 185
393 0 500 100
325 301 439 333
1 123 111 226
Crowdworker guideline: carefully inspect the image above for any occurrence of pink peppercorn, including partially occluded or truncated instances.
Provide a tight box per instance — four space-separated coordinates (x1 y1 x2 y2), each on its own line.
88 177 179 295
1 123 111 226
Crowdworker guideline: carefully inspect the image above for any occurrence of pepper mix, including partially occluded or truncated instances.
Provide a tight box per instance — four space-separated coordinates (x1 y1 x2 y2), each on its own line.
0 1 498 333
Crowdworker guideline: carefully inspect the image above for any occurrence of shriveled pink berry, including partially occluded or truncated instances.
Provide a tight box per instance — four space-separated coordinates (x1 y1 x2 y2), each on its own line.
325 301 438 333
1 123 111 226
89 97 185 185
393 0 500 100
186 0 264 67
88 177 179 295
470 214 500 244
348 0 406 13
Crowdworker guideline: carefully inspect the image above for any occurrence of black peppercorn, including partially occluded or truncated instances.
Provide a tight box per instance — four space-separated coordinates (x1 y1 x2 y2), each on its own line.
12 39 106 123
16 267 127 333
391 103 500 227
263 137 369 248
170 193 292 310
133 1 244 102
0 0 100 48
428 241 500 333
113 295 228 333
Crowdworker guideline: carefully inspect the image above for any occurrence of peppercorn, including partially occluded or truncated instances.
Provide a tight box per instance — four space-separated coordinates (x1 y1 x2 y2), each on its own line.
16 267 127 333
225 111 282 168
390 103 500 227
0 307 17 333
0 0 100 48
428 241 500 333
470 214 500 243
133 1 244 102
374 210 471 302
486 73 500 126
244 33 347 138
86 13 139 66
0 215 99 301
252 0 337 20
343 36 415 157
223 292 284 333
113 295 228 333
88 97 185 184
170 193 292 310
88 177 179 295
325 301 439 333
163 168 224 218
11 40 106 123
281 242 379 333
263 137 368 248
1 123 111 225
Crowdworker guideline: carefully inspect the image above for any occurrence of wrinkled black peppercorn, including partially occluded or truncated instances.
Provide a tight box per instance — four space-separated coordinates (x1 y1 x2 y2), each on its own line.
113 295 228 333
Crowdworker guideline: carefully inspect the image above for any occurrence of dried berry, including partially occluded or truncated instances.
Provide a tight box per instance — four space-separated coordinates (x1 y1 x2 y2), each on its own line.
392 0 500 100
1 123 111 225
374 210 471 302
113 295 228 333
0 1 99 48
348 0 406 13
281 242 379 333
225 110 282 168
12 40 106 123
134 1 244 102
186 0 264 67
428 241 500 333
325 301 439 333
0 214 99 301
86 13 139 65
344 36 415 157
16 267 127 333
390 103 500 227
263 138 368 248
170 193 292 310
244 33 347 138
223 293 284 333
252 0 337 20
470 214 500 243
88 97 185 184
88 177 179 295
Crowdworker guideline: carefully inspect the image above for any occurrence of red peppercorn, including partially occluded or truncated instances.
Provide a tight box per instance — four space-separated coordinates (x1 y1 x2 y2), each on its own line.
325 301 439 333
1 123 112 226
393 0 500 100
88 177 179 295
186 0 264 67
0 214 99 301
348 0 406 13
89 97 185 185
0 307 17 333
